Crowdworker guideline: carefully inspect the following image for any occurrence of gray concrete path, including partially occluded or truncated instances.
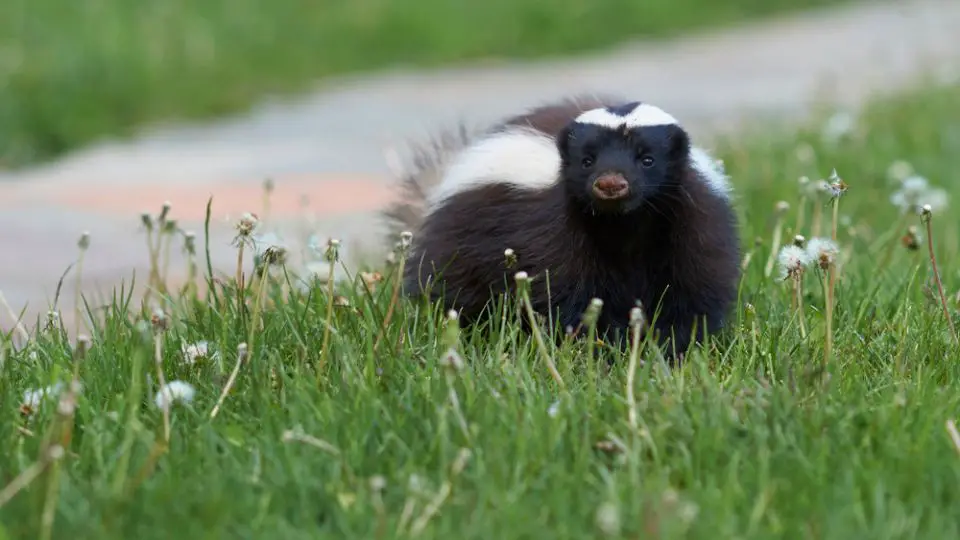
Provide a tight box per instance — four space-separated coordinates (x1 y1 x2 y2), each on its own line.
2 0 959 336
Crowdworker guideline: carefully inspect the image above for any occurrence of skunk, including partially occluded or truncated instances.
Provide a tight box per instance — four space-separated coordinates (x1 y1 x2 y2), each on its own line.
383 96 741 356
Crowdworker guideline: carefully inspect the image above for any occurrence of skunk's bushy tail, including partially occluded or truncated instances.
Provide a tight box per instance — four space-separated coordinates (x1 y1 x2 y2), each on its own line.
381 124 476 243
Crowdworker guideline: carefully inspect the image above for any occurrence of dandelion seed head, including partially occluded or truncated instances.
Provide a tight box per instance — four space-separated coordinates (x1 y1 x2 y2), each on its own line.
805 237 839 270
48 445 65 460
887 160 914 182
547 400 560 418
777 245 812 280
594 501 621 536
236 212 259 235
181 341 212 365
891 175 949 214
821 110 855 144
154 380 196 409
369 475 387 492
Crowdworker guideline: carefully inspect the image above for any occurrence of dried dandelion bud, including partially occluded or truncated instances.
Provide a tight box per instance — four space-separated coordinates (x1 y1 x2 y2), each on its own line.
921 203 933 218
236 212 260 236
792 234 806 248
399 230 413 248
46 311 61 330
162 219 178 234
595 501 621 536
504 248 517 268
440 347 465 372
369 475 387 492
78 231 90 250
901 226 921 251
140 212 154 231
262 245 288 266
827 168 848 198
264 178 275 193
324 238 341 263
183 231 196 254
159 201 172 222
629 306 646 329
47 445 65 461
775 201 790 215
150 307 169 332
582 298 604 326
514 271 529 284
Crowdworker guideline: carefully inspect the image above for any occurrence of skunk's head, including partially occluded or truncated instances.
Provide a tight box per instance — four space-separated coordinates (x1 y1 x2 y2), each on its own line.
557 102 692 215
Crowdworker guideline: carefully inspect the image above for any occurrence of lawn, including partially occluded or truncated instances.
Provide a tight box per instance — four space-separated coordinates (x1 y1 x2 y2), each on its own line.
0 0 855 169
2 80 960 538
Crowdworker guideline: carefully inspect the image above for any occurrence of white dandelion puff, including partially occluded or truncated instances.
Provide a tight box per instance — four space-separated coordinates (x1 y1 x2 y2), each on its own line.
890 175 949 214
805 237 840 269
776 245 812 280
21 382 64 409
181 341 216 365
154 380 197 409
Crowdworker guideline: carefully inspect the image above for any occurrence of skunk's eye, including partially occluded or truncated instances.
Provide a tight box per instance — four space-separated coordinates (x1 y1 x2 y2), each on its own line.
639 155 655 168
581 156 594 168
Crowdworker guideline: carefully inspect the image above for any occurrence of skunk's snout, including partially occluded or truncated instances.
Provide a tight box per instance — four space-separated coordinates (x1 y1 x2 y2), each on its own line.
592 172 630 201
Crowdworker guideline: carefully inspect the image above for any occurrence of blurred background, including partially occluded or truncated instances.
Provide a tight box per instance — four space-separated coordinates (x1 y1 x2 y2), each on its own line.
1 0 958 332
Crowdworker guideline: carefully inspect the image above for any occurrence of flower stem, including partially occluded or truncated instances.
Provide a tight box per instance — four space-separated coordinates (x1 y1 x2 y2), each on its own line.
924 216 959 346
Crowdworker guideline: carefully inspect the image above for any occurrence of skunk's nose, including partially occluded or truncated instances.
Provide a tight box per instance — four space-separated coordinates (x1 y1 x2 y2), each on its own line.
592 173 630 200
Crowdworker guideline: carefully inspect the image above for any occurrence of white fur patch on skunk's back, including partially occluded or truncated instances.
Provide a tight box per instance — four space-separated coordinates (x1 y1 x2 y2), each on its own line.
424 126 560 212
689 146 732 199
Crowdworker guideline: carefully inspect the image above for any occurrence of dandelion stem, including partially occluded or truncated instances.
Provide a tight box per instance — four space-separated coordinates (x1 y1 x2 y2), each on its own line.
923 214 959 345
0 453 53 508
764 213 786 278
154 333 171 443
235 242 246 309
319 257 336 375
409 448 471 536
822 268 834 372
877 213 909 273
0 290 30 345
374 249 406 354
626 309 646 433
517 276 564 389
795 194 807 233
74 250 86 339
210 343 248 420
38 448 64 540
794 277 807 339
831 197 840 242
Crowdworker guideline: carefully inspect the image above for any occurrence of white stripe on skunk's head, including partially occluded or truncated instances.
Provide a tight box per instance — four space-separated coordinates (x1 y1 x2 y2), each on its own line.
563 101 733 204
573 102 679 130
425 126 561 212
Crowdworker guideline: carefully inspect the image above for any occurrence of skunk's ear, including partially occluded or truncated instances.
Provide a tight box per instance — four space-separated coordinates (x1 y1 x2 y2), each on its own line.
556 124 575 159
665 124 691 162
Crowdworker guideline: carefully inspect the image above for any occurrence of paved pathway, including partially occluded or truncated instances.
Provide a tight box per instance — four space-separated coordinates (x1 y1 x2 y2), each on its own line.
2 0 959 336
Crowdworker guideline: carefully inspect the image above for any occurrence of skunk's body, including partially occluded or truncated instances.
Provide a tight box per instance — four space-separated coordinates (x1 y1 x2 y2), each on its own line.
383 96 741 355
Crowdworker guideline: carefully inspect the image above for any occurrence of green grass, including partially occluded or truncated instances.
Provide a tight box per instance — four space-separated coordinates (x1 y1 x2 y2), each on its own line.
0 0 855 169
3 80 960 538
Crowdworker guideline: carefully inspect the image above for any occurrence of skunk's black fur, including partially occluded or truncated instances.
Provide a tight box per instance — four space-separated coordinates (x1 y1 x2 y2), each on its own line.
382 96 741 357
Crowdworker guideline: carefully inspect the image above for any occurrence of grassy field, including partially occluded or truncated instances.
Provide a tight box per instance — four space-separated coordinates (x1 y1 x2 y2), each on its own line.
3 80 960 538
0 0 855 169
